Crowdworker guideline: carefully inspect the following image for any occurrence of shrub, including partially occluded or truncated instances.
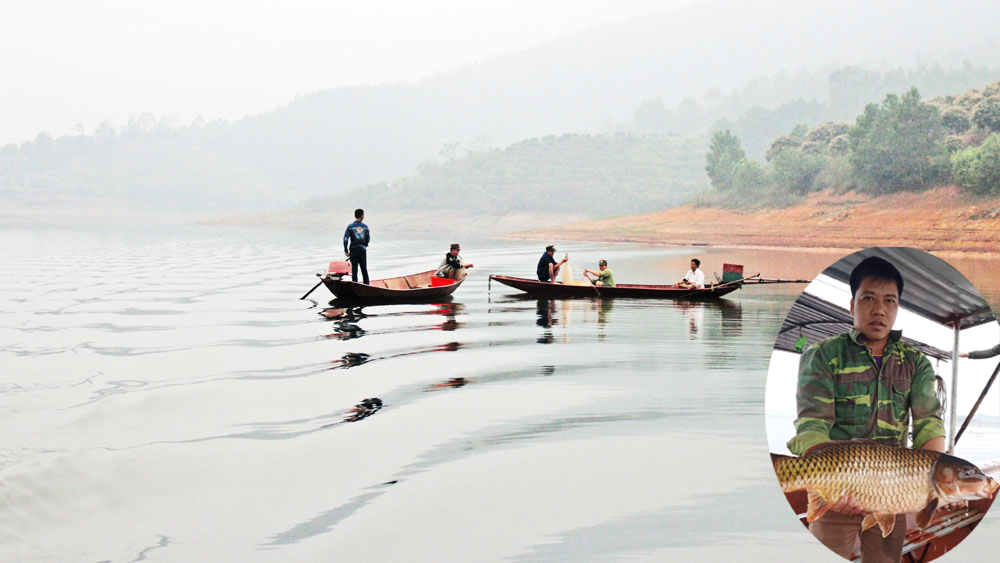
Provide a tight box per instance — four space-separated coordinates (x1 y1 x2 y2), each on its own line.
941 108 971 134
950 133 1000 195
972 97 1000 132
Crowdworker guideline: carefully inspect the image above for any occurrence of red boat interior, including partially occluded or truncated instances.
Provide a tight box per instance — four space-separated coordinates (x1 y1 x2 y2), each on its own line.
326 266 456 290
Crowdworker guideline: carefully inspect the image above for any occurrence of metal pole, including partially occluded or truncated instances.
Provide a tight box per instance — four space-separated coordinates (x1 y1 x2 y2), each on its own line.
955 359 1000 446
948 322 960 454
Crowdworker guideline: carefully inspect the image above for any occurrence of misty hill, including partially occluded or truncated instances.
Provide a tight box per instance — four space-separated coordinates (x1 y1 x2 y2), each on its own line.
334 133 706 216
4 0 1000 217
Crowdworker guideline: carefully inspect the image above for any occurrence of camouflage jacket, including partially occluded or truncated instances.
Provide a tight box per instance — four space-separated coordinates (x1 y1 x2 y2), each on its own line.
787 329 945 455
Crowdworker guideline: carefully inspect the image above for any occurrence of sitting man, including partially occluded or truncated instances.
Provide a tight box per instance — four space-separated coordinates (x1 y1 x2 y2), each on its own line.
435 243 473 279
583 259 615 287
537 245 569 283
676 258 705 289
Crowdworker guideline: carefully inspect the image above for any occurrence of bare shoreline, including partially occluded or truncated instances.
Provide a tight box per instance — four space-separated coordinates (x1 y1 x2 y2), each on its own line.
501 186 1000 257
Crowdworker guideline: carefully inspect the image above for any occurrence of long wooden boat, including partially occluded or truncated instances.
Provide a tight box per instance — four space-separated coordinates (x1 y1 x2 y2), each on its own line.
772 455 999 562
488 274 741 300
323 269 465 302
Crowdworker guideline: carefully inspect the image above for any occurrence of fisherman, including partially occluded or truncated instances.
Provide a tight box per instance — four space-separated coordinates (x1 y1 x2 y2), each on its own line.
583 259 615 287
537 245 568 283
957 343 1000 359
676 258 705 289
343 208 370 285
435 243 473 279
787 255 948 563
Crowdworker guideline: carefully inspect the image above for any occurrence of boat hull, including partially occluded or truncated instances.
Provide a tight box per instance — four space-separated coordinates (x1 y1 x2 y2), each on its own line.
323 270 464 303
488 275 740 299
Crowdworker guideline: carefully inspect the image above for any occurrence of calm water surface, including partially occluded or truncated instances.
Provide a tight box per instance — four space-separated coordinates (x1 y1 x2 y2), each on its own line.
1 225 997 561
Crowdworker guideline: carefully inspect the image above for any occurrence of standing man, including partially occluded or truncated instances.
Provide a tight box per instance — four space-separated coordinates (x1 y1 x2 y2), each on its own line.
676 258 705 289
537 245 568 283
787 256 947 562
343 208 370 285
435 243 473 279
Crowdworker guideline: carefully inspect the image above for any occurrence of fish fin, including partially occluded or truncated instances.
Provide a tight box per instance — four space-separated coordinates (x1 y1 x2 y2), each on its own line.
806 490 835 523
873 513 897 538
861 513 878 532
916 497 939 529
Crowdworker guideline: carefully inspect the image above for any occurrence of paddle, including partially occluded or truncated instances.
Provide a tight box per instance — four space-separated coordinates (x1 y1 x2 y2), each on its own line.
673 272 760 299
300 274 325 300
589 275 601 298
302 258 353 300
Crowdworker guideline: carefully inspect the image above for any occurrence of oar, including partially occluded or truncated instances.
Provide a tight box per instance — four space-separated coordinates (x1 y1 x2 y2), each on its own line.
710 273 761 291
300 274 325 300
674 272 760 299
579 267 600 297
589 276 601 298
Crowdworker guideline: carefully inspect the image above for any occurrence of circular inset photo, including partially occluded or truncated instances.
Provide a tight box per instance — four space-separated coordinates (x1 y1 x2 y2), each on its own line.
765 247 1000 561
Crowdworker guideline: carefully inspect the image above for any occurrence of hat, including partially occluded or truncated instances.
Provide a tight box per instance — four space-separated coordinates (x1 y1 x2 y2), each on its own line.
598 259 607 266
450 243 460 251
545 245 556 252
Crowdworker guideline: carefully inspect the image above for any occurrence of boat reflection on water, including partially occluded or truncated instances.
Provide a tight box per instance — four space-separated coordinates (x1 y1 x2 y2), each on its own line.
535 298 616 344
430 302 463 331
425 377 469 391
676 301 704 339
321 300 463 340
532 296 741 344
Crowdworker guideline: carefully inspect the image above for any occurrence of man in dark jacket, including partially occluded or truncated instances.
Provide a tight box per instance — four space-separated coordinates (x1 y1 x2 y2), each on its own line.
343 208 370 284
537 245 568 282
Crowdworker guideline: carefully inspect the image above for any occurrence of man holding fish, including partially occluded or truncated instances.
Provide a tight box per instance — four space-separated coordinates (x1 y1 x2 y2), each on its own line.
781 256 998 562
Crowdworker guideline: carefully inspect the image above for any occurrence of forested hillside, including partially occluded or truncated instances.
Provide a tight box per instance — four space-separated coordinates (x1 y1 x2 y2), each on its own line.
331 133 706 215
702 78 1000 207
4 0 1000 218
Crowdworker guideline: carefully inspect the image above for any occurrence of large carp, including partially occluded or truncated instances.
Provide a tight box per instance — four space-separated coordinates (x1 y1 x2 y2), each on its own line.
773 440 999 538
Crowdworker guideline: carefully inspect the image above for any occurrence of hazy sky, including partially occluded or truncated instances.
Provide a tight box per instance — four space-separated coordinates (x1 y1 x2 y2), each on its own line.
2 0 695 146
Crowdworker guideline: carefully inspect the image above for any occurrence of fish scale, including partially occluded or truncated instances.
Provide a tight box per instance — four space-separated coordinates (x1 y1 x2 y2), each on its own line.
775 442 939 515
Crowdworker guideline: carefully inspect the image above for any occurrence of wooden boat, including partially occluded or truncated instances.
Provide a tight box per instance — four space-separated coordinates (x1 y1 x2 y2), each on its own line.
488 274 742 300
773 455 999 562
323 268 465 302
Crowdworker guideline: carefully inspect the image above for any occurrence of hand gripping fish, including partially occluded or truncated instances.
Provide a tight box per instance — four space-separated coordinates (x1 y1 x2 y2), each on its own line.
773 440 999 538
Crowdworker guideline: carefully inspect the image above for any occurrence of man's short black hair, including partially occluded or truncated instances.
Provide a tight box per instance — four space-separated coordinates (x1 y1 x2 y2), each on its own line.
691 258 701 267
850 255 904 298
354 208 364 219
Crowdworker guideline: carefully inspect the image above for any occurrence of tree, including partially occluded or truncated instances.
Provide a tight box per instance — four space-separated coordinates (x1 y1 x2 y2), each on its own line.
633 98 670 135
941 108 971 134
972 97 1000 132
705 130 746 191
951 133 1000 195
770 148 825 194
732 159 768 192
765 135 802 161
848 88 949 193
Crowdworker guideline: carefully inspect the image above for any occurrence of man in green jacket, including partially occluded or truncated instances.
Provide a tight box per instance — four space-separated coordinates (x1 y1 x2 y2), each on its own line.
787 255 946 563
583 259 615 287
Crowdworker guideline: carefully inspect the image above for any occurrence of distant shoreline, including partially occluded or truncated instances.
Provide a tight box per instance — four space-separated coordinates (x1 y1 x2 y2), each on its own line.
6 187 1000 260
502 186 1000 257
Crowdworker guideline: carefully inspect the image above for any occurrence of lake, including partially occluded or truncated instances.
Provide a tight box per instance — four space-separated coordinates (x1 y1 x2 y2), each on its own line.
1 224 997 561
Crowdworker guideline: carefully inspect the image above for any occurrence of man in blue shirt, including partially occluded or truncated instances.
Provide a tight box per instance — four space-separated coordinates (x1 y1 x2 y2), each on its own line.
343 208 370 284
536 245 568 282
